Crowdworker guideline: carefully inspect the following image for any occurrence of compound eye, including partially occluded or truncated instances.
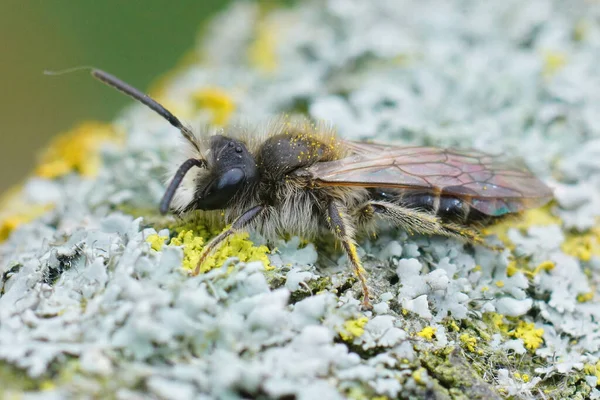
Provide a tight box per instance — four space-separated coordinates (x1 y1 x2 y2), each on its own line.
197 167 246 210
216 168 244 190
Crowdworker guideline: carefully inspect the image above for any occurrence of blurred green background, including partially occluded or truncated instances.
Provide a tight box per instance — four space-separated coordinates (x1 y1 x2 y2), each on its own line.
0 0 230 195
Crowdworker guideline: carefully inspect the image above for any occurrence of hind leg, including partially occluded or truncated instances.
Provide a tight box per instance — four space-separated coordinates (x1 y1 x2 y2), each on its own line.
353 201 484 244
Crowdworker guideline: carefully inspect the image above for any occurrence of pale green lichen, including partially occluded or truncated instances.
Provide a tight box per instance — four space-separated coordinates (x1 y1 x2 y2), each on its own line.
3 1 600 398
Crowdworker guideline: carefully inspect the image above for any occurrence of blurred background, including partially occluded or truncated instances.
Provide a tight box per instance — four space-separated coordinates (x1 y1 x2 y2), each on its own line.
0 1 230 194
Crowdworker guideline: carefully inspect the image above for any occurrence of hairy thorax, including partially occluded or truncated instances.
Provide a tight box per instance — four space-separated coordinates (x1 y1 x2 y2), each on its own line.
221 131 367 241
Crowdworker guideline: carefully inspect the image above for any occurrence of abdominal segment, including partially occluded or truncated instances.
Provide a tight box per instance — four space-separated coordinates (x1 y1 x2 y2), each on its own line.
368 188 495 225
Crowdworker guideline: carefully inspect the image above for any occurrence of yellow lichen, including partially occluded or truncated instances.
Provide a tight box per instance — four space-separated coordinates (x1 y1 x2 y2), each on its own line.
248 18 278 72
417 326 436 340
412 368 427 385
0 205 54 242
583 361 600 385
507 259 554 279
36 122 119 179
561 227 600 261
146 234 169 252
0 187 54 242
193 88 236 126
577 291 594 303
339 317 369 341
526 260 555 278
459 333 482 354
484 312 509 333
506 260 518 277
169 228 270 273
510 321 544 352
514 372 530 383
448 320 460 332
542 50 567 77
482 207 560 246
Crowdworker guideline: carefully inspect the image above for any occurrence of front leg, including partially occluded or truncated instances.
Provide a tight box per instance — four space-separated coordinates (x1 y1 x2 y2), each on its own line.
193 205 264 275
327 200 372 309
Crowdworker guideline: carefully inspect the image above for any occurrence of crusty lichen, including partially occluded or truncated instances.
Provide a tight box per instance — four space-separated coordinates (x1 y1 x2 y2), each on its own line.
3 1 600 398
35 122 119 179
169 228 270 273
338 317 369 341
509 321 544 352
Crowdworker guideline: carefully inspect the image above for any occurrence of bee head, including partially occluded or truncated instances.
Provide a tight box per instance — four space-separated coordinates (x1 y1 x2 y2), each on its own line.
192 135 258 210
84 69 259 214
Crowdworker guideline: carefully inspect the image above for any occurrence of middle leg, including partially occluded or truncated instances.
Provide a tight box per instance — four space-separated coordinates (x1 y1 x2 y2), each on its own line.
327 199 372 309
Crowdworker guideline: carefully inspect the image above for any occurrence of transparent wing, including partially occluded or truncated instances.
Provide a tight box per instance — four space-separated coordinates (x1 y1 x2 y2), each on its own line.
306 141 553 216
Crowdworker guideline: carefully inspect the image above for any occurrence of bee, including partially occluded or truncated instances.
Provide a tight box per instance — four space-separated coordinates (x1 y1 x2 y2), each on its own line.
91 69 553 309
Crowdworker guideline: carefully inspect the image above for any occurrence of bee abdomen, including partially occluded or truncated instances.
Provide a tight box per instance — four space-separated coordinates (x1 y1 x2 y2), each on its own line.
369 189 490 224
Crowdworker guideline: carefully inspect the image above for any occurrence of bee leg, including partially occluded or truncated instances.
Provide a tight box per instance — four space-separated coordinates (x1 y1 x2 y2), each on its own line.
327 200 372 310
193 205 264 275
355 201 483 244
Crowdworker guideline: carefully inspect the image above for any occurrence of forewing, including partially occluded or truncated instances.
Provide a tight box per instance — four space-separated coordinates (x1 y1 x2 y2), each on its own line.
308 141 552 216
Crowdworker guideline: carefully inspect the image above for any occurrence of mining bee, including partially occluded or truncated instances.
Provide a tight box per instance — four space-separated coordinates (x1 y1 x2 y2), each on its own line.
90 69 552 309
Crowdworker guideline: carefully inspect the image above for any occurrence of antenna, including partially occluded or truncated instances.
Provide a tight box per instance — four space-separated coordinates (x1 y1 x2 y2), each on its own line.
160 158 206 214
45 67 200 152
90 69 200 152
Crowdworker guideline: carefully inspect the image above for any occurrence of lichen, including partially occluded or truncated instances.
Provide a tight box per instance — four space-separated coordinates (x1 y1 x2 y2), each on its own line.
509 321 544 352
146 234 168 251
339 317 369 341
542 49 567 78
247 16 279 73
2 0 600 398
459 334 480 354
562 227 600 261
35 122 119 179
169 228 270 273
193 88 236 126
417 326 436 340
0 203 53 242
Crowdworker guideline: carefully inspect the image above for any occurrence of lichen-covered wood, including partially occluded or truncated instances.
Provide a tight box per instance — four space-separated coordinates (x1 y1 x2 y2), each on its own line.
2 1 600 398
